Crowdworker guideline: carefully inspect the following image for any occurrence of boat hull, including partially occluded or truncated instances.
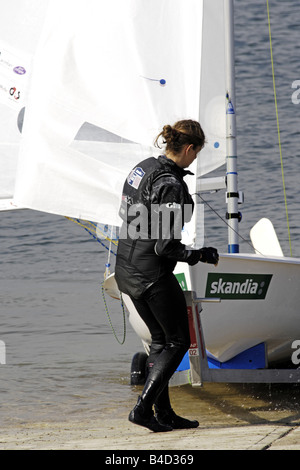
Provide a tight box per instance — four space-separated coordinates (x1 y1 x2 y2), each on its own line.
123 253 300 366
187 253 300 364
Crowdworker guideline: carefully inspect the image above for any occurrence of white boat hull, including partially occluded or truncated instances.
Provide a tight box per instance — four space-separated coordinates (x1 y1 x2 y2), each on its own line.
120 253 300 366
188 253 300 364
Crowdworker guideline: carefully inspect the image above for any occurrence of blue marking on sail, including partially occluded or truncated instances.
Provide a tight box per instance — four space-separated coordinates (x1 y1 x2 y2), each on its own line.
140 76 166 86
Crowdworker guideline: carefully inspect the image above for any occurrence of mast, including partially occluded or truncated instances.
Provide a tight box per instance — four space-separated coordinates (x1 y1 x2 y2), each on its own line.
224 0 240 253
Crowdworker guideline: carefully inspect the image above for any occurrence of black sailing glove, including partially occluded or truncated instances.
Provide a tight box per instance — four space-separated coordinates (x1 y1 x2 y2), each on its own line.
188 247 219 266
199 247 219 265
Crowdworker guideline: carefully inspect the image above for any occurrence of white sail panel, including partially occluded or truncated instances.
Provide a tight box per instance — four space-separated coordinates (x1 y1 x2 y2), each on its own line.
197 0 226 177
0 0 49 210
14 0 205 224
0 42 30 208
13 0 226 225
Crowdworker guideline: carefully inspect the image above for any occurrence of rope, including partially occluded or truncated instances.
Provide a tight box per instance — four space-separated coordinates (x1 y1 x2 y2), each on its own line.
101 283 126 345
66 217 126 343
65 217 118 256
266 0 292 256
101 226 127 345
104 225 114 278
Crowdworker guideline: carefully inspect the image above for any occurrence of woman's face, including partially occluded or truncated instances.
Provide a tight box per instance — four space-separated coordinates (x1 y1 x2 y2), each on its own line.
177 145 202 168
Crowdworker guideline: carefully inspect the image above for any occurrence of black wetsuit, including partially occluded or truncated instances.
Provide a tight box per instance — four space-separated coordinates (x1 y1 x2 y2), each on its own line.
115 155 197 298
115 155 198 411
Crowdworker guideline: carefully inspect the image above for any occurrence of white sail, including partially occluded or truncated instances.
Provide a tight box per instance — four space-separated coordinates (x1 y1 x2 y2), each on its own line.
0 1 49 210
198 0 226 177
9 0 226 225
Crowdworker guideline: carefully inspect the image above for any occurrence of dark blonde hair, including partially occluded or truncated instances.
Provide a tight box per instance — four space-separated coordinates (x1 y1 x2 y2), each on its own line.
154 120 205 154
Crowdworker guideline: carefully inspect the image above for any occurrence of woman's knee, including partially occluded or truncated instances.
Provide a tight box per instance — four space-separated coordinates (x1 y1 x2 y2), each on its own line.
166 337 190 355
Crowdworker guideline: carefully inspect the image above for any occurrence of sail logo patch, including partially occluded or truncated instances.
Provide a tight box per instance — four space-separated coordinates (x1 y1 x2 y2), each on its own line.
205 273 273 300
127 167 145 189
13 66 26 75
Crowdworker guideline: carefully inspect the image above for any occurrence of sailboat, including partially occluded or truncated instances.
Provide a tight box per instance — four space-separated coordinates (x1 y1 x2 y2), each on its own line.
1 0 299 377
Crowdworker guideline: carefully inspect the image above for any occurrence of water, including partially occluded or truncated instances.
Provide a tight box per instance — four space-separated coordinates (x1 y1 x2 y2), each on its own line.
0 210 143 425
1 2 300 429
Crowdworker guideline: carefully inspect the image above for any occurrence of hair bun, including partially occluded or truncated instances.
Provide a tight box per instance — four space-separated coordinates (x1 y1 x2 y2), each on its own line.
162 125 180 144
154 119 205 152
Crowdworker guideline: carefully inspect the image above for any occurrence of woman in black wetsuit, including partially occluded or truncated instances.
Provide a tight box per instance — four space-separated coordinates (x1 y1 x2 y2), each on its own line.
115 120 219 432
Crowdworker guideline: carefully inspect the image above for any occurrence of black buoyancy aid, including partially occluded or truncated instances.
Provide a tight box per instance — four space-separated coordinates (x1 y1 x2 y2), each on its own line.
119 156 194 237
115 156 194 299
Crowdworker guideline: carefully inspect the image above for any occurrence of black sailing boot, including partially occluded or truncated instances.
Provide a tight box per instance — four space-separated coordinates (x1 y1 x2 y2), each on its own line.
154 406 199 429
128 396 173 432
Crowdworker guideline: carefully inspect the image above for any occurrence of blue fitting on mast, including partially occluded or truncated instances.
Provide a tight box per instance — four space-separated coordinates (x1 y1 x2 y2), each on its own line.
228 244 239 253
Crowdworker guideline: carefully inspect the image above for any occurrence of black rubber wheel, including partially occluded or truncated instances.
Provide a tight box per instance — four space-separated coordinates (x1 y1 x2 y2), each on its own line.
130 351 148 385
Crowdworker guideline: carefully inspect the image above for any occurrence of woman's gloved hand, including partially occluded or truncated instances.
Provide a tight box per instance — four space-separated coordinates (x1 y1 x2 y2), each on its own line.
188 247 219 266
199 247 219 265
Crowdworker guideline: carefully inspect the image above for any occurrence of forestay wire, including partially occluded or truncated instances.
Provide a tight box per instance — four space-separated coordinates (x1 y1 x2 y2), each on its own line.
194 193 264 255
266 0 292 256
